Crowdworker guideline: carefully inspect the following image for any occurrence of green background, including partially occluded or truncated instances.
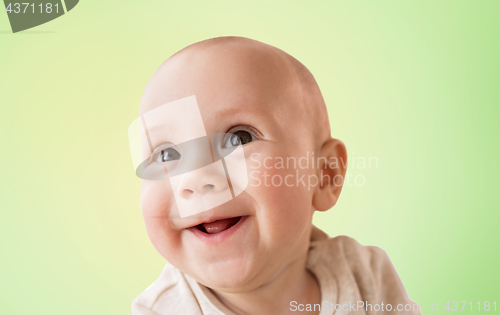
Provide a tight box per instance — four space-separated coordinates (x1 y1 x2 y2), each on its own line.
1 1 499 314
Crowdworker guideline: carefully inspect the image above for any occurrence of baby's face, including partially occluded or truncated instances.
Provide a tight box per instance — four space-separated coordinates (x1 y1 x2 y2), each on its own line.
139 45 319 291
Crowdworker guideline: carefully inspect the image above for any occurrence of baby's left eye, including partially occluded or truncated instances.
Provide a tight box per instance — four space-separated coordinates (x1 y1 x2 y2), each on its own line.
223 130 255 148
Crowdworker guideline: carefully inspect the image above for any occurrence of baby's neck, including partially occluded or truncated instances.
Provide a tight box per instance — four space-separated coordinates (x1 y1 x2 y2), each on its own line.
212 254 321 315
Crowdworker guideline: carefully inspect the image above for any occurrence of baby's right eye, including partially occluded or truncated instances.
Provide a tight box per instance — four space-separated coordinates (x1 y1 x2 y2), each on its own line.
150 143 182 164
157 147 181 163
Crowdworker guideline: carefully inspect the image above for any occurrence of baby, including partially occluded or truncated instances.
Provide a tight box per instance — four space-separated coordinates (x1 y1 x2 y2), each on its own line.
131 37 420 315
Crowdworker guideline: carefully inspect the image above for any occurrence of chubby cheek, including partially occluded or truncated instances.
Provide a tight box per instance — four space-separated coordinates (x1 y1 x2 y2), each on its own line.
247 155 315 250
140 180 184 262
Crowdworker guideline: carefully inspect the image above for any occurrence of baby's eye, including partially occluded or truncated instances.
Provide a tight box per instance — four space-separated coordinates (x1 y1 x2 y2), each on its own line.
223 129 258 148
156 147 181 163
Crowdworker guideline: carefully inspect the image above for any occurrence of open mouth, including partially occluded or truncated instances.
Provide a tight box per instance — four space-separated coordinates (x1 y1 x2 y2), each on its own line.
193 216 242 235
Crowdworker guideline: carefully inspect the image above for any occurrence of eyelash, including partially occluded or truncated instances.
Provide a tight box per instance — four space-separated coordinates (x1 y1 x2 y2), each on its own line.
226 124 262 140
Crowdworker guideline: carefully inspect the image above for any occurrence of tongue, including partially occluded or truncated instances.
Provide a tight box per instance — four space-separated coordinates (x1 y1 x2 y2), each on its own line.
202 217 240 234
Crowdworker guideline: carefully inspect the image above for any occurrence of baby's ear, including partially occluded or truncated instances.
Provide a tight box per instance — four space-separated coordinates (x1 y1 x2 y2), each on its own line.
312 138 347 211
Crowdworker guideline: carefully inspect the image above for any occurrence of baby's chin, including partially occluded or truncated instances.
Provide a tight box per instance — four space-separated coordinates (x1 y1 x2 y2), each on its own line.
191 257 260 290
183 255 262 291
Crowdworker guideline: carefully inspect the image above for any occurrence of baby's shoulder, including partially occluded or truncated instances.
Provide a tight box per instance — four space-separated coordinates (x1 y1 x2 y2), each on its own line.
313 234 392 270
328 235 391 268
310 234 417 310
310 234 399 288
321 234 400 285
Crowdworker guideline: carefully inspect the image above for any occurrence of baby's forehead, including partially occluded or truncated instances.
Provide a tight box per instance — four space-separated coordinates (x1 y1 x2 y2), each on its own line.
140 42 297 114
141 68 297 140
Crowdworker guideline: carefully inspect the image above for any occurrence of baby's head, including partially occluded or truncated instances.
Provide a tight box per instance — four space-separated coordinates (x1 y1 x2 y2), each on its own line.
137 37 347 293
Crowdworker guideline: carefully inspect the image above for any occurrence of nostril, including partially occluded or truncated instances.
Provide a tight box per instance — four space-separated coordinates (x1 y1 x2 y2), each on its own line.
202 184 216 192
180 189 194 198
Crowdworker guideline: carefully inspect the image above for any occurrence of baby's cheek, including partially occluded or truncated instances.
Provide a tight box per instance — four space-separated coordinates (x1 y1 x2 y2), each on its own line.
248 166 313 258
140 180 184 258
140 180 175 218
250 165 313 216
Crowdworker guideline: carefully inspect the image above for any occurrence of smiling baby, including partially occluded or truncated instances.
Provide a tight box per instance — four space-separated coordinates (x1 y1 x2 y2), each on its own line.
130 36 420 315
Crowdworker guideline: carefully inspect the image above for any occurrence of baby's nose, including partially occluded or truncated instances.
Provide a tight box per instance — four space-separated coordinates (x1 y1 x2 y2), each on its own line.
176 164 229 199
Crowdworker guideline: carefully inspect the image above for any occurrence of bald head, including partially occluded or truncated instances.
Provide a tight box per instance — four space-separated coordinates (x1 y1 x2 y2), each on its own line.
140 36 331 150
